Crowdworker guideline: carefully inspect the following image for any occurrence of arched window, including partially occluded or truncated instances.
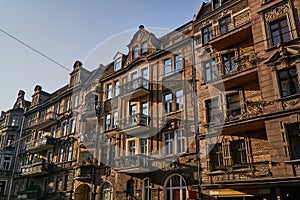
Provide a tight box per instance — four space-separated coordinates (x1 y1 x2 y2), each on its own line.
142 178 151 200
101 182 113 200
165 175 187 200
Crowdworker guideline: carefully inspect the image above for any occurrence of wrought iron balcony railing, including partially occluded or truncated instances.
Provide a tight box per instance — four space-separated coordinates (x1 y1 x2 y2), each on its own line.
207 162 272 184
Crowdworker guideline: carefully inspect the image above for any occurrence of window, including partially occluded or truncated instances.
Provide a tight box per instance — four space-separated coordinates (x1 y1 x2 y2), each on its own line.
206 97 219 123
114 81 120 97
163 59 172 77
142 102 148 116
222 52 236 75
104 114 111 131
54 104 60 114
226 93 241 119
278 67 300 97
164 132 174 155
61 121 68 136
213 0 221 9
70 119 76 134
65 99 70 112
47 152 53 163
209 143 223 169
128 140 136 156
112 111 118 129
59 148 64 163
202 25 214 45
270 18 291 47
67 145 73 161
10 116 19 126
55 176 61 192
106 84 112 99
114 58 121 71
175 54 183 72
126 179 135 197
130 72 138 89
140 139 148 154
6 135 15 146
203 59 217 82
129 104 137 123
176 130 185 154
143 179 151 200
175 90 184 111
64 175 69 191
141 42 147 54
209 139 248 170
165 175 187 200
231 140 247 165
132 46 138 59
141 67 149 80
286 123 300 159
3 156 11 170
164 93 173 114
73 95 79 108
0 181 6 195
220 15 232 34
101 182 113 200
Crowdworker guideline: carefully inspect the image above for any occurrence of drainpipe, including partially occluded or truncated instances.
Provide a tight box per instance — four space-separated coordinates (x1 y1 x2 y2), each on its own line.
191 36 202 199
7 107 27 200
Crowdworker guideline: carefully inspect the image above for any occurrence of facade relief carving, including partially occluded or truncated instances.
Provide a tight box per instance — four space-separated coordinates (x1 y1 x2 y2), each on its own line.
264 3 289 21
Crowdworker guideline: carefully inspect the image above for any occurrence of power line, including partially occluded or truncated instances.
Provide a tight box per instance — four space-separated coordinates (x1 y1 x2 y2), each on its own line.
0 28 71 72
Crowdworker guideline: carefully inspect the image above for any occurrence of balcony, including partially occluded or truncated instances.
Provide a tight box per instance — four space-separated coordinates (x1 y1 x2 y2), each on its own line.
21 159 51 176
117 113 150 135
26 136 56 153
209 9 252 50
35 112 57 129
74 164 93 180
212 52 257 89
114 154 155 173
120 77 149 99
207 162 272 184
208 100 268 134
82 101 97 116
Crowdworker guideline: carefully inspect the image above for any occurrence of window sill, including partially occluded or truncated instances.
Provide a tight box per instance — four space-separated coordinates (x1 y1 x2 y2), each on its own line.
278 93 300 101
265 38 300 52
163 110 183 117
284 159 300 164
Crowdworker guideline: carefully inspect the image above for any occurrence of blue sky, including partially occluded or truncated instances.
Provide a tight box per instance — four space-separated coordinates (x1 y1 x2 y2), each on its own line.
0 0 202 111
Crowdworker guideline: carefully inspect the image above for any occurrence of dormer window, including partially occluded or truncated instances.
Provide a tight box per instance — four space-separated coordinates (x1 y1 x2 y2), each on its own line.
213 0 221 9
141 42 147 54
132 46 138 59
114 58 121 71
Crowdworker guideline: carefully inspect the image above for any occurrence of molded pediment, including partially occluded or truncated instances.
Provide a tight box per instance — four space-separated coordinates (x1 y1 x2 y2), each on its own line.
265 46 300 65
127 25 160 49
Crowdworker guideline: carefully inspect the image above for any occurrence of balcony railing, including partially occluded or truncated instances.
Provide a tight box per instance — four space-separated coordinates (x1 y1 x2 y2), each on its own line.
114 154 152 173
82 101 96 113
38 112 56 124
212 10 251 39
21 159 51 176
118 113 150 130
74 164 93 180
208 162 272 184
26 136 56 153
209 101 264 125
120 77 149 97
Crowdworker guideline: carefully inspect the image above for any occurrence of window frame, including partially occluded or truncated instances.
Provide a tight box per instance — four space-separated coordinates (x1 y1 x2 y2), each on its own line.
219 15 232 35
203 58 217 82
269 17 291 47
114 57 122 71
163 58 172 77
277 66 300 97
106 83 112 100
202 24 214 45
104 113 111 131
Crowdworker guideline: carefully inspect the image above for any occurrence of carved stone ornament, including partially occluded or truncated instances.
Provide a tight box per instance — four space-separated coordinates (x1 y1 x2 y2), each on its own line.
283 99 300 109
264 3 289 21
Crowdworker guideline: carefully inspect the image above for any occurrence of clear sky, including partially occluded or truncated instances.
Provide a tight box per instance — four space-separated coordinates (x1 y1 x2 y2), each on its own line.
0 0 203 112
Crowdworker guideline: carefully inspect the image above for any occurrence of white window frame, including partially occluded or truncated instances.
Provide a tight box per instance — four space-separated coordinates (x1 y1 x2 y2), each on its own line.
104 114 111 131
127 139 136 156
142 178 151 200
140 138 148 155
112 111 118 129
114 57 122 71
106 84 112 100
164 132 174 156
114 80 120 97
164 175 187 200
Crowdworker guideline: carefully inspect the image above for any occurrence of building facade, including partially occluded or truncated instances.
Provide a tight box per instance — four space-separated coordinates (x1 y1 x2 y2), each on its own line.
0 90 29 200
3 0 300 199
